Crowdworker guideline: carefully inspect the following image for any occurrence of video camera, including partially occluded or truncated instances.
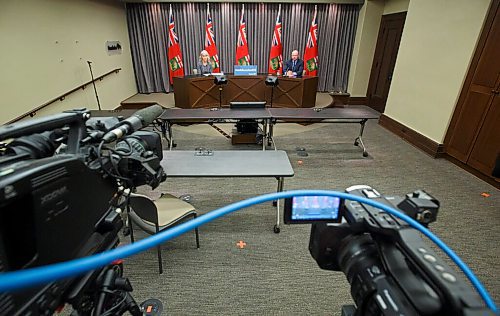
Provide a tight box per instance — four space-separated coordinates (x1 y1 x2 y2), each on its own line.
0 105 166 315
284 185 493 316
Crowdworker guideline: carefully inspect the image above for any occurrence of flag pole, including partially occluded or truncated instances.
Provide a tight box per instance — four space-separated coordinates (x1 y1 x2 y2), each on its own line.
278 4 282 74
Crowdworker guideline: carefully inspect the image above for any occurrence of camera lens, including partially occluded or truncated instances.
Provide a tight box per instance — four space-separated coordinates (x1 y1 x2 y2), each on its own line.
336 234 385 315
422 210 432 221
337 234 380 282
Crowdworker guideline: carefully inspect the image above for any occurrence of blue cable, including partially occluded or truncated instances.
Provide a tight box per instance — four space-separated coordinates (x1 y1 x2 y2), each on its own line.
0 190 496 313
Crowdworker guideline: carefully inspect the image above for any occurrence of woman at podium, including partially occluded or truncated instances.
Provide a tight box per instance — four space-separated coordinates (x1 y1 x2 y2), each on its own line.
196 50 213 75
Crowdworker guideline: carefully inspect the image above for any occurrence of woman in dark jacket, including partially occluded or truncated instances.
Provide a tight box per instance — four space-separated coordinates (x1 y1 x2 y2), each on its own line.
197 50 213 75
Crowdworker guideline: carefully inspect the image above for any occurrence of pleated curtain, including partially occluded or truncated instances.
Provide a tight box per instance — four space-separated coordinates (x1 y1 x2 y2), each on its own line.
126 3 359 93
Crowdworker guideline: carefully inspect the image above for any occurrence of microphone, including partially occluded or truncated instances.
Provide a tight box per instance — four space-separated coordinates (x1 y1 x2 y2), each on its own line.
102 104 164 143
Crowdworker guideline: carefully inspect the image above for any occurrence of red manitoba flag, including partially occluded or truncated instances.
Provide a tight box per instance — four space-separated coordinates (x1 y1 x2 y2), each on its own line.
168 5 184 84
235 4 250 65
268 5 282 74
303 6 318 76
205 3 220 72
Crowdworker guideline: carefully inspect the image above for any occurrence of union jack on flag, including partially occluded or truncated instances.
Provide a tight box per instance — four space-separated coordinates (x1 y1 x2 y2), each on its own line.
238 19 247 47
168 17 179 47
272 16 282 47
204 3 220 72
167 4 184 84
303 5 318 76
205 14 215 47
268 5 283 74
235 4 250 65
306 15 318 49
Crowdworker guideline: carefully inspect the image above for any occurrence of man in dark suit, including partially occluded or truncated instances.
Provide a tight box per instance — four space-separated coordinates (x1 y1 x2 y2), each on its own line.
284 50 304 77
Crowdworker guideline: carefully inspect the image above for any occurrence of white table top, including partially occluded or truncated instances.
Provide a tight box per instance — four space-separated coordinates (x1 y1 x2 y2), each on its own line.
161 150 294 177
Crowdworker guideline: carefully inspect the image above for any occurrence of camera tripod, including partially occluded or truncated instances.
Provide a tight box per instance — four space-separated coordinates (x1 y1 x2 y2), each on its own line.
69 262 162 316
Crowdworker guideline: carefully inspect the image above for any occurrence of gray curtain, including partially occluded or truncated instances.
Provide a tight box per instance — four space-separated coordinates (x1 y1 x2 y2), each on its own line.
127 3 359 93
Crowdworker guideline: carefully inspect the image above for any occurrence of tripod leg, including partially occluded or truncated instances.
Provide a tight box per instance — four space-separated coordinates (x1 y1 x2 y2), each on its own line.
124 293 142 316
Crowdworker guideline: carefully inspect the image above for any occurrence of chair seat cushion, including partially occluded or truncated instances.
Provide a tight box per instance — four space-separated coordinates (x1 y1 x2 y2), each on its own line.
129 193 197 234
155 194 197 226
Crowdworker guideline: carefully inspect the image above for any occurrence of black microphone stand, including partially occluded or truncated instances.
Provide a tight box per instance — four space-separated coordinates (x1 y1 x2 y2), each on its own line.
218 86 223 109
87 61 102 110
270 85 275 108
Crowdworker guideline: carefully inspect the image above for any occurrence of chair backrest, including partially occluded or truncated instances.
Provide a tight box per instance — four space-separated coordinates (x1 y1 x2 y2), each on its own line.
128 194 159 224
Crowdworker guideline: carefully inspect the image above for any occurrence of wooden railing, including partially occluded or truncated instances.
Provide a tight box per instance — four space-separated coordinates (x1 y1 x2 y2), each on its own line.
7 68 122 124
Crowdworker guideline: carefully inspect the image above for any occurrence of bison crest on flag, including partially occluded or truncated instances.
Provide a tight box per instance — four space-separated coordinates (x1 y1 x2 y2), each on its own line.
306 58 317 71
237 56 249 65
169 56 182 71
210 55 219 69
270 56 281 71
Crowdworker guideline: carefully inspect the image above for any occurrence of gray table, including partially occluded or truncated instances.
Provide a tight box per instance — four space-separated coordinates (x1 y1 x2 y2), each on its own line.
160 150 294 233
89 109 138 118
159 106 380 157
159 108 272 150
268 105 380 157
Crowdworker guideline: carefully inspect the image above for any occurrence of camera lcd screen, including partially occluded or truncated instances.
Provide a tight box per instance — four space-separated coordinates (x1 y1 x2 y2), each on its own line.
284 196 342 224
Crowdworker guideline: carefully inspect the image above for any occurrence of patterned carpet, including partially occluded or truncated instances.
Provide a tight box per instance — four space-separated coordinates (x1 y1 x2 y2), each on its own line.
120 120 499 315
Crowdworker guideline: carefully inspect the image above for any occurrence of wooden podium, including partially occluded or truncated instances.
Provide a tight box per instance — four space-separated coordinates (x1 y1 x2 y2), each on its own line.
173 74 318 108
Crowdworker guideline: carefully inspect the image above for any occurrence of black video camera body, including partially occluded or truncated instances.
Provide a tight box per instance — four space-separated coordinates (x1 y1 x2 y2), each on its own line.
284 185 492 316
0 107 165 315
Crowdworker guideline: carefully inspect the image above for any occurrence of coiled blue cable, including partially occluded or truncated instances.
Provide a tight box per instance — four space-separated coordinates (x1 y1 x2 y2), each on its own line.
0 190 496 313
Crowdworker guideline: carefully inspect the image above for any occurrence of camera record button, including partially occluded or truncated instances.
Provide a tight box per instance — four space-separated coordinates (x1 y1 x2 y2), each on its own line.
442 272 457 283
423 254 437 263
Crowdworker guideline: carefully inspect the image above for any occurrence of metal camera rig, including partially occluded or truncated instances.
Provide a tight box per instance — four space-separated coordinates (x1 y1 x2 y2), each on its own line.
0 106 165 315
285 185 494 316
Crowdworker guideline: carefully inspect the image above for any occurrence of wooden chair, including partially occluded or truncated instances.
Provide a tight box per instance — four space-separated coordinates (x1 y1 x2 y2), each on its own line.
127 193 200 274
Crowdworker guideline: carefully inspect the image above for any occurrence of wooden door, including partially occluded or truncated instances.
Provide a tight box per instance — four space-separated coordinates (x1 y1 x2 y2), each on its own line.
445 0 500 182
366 12 406 113
446 1 500 177
467 90 500 175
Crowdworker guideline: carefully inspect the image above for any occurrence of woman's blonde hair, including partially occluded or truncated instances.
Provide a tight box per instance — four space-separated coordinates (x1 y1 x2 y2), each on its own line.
199 50 210 62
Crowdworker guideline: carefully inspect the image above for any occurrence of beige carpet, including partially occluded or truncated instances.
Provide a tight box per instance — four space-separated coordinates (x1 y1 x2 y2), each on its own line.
121 120 499 315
